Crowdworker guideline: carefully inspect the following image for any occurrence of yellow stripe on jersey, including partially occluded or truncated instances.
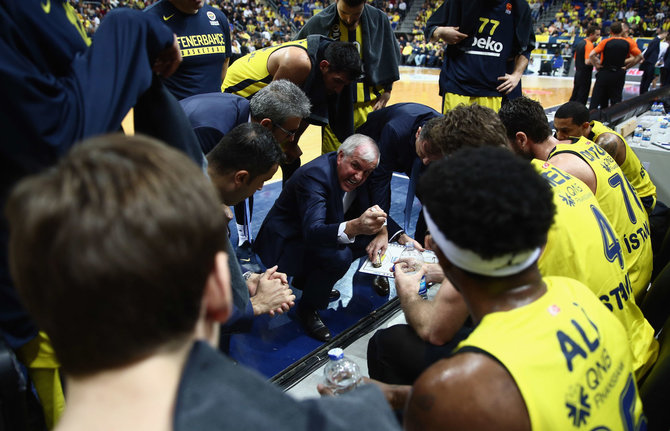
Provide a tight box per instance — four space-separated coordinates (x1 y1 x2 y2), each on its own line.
336 21 384 104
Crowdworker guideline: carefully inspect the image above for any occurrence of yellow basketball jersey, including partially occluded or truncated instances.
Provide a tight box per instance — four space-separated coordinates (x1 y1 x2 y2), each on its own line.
550 137 652 299
331 21 384 105
533 160 657 378
320 21 385 154
457 277 646 430
221 39 309 98
590 120 656 210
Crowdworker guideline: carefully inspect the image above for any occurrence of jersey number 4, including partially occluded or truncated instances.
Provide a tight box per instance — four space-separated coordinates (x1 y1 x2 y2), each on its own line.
591 204 625 270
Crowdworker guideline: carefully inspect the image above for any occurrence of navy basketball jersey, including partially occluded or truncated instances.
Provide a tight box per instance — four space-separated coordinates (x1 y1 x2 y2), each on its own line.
145 1 231 99
442 0 517 97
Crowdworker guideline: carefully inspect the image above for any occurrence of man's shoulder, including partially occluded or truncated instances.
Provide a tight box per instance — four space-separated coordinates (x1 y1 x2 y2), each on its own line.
398 102 440 116
284 154 336 195
179 341 281 398
407 353 530 431
376 102 438 117
180 93 249 121
176 342 299 429
299 153 336 177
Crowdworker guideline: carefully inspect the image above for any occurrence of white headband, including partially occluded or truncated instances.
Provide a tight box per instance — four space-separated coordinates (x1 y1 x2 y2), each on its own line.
423 207 541 277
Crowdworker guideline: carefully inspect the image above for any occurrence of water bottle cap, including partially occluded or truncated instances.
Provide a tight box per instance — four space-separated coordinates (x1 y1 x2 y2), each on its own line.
405 243 415 249
328 348 344 360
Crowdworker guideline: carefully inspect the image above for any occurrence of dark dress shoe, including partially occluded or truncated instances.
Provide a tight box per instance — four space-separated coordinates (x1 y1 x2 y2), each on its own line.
373 275 390 296
296 305 331 342
329 289 341 301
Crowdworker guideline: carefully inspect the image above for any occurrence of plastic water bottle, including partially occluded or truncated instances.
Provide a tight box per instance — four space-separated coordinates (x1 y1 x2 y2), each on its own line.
651 102 661 115
661 118 669 129
641 128 652 147
399 243 427 295
658 102 666 116
323 348 361 395
633 124 644 143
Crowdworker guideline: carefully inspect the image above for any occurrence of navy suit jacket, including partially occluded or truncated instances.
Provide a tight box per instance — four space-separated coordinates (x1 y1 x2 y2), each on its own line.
643 36 662 65
357 103 440 214
180 92 250 154
255 152 402 269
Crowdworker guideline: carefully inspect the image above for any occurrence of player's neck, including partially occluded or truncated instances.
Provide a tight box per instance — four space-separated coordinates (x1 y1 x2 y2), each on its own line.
55 341 194 431
460 265 546 325
169 0 199 14
535 138 558 160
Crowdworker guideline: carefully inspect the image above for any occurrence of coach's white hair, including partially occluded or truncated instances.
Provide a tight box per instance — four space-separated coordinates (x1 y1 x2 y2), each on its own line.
338 134 379 167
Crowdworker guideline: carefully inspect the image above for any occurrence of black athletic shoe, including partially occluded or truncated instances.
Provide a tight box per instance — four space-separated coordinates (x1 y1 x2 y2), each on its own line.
329 289 341 301
296 304 331 342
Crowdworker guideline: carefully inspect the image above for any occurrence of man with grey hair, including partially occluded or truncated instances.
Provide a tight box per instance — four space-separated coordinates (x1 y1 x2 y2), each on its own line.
180 79 311 159
249 79 312 166
254 134 404 341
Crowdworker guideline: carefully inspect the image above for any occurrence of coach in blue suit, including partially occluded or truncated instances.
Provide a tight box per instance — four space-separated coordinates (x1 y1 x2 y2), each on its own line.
254 135 402 341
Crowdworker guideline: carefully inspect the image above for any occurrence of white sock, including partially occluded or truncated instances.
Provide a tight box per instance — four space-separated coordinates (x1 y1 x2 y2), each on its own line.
236 223 249 246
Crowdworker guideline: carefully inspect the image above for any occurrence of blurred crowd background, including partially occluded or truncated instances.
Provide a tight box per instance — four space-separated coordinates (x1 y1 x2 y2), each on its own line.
69 0 670 70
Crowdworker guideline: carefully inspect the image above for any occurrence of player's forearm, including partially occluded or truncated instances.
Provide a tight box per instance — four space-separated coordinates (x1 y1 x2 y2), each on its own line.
399 293 435 340
425 312 468 346
512 54 529 77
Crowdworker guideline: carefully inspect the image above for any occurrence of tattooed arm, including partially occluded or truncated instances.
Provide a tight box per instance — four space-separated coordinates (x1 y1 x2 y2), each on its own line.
595 133 627 167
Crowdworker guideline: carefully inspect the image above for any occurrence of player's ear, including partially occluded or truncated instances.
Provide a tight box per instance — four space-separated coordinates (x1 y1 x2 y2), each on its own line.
203 251 232 324
259 118 273 131
515 131 531 150
319 60 330 73
234 170 250 186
